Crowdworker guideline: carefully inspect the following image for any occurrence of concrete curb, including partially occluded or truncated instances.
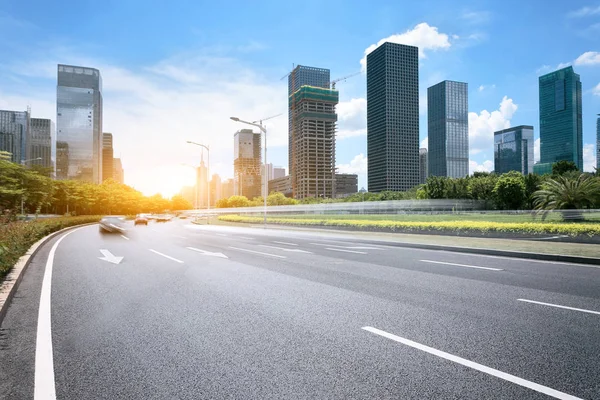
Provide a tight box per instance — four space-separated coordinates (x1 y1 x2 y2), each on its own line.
0 222 97 327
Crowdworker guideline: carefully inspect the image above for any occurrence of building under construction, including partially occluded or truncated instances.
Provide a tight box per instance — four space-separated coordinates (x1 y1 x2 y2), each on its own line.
233 128 261 200
289 85 339 199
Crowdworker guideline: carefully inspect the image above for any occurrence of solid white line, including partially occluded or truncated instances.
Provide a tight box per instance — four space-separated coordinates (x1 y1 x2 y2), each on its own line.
273 241 298 246
420 259 503 271
362 327 582 400
120 235 130 240
149 249 184 264
228 246 286 258
441 252 600 269
325 247 367 254
216 233 227 237
517 299 600 316
258 245 313 254
172 235 187 239
239 236 255 240
35 226 87 400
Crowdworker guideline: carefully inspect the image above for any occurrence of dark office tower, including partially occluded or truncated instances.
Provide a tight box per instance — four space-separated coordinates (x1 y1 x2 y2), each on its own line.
288 65 330 195
419 148 428 184
494 125 534 175
28 118 55 173
428 80 469 178
367 42 420 192
538 66 583 170
0 109 29 163
57 64 103 183
233 129 261 200
102 133 113 181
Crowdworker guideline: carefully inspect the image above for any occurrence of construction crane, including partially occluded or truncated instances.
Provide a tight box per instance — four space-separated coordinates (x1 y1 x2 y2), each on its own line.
330 71 361 89
253 113 283 124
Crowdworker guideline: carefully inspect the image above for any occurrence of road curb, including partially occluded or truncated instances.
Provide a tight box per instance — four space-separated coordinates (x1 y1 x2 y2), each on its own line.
0 222 97 327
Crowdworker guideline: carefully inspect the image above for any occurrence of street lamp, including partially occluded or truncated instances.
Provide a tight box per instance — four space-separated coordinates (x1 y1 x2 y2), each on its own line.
230 116 268 226
20 157 43 215
186 141 210 211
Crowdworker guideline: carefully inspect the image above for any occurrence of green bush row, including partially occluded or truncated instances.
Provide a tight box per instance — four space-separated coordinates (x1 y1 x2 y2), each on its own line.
0 216 102 281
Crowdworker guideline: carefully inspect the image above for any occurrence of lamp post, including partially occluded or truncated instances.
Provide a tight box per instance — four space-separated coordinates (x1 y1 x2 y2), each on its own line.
20 157 42 216
186 141 210 211
230 117 268 226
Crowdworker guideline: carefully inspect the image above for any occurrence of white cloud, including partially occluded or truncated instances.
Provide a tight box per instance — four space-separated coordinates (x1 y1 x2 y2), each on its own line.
556 62 572 69
534 138 540 163
574 51 600 66
461 11 491 24
337 153 367 176
478 84 496 92
469 160 494 174
360 23 452 70
568 6 600 17
593 83 600 96
420 137 428 150
583 143 597 172
337 97 366 139
469 96 518 156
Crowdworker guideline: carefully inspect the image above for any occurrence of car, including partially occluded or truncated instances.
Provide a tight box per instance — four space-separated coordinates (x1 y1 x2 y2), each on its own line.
99 216 127 234
134 214 148 225
155 214 172 222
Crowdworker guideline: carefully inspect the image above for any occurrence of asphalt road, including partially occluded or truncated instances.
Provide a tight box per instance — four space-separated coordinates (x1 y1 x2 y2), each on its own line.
1 218 599 399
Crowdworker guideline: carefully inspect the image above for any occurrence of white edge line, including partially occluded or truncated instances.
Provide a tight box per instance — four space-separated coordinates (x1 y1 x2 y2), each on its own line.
325 248 367 254
420 259 502 271
517 299 600 316
216 233 227 237
362 327 582 400
149 249 184 264
273 241 298 246
228 246 286 258
35 226 88 400
120 235 130 240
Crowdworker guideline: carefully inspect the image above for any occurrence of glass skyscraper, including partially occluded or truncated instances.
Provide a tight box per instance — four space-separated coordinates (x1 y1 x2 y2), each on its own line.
0 109 29 164
538 66 582 170
419 148 428 184
57 64 103 183
427 80 469 178
367 42 420 192
494 125 534 175
28 118 55 173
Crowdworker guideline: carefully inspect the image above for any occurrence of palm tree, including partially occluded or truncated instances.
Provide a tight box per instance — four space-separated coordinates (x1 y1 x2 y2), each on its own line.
533 174 600 221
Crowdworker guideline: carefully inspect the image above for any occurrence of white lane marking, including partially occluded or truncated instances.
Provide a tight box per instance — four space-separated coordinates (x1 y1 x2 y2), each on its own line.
120 234 130 240
216 233 227 237
362 327 583 400
309 243 383 250
149 249 184 264
258 245 313 254
440 252 600 269
228 246 287 259
98 249 123 265
186 247 228 259
172 235 187 239
517 299 600 316
239 236 255 240
325 248 367 254
35 226 88 400
273 241 298 246
420 259 503 271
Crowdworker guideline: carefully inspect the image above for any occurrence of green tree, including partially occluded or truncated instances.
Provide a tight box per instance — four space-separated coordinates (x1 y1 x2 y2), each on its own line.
468 175 497 208
171 194 193 210
423 176 448 199
267 192 298 206
493 173 526 210
216 198 230 208
533 174 600 220
552 160 579 176
523 173 542 209
227 195 250 208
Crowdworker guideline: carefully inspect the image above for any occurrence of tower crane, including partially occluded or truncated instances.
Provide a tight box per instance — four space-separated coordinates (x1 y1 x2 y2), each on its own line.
330 71 361 89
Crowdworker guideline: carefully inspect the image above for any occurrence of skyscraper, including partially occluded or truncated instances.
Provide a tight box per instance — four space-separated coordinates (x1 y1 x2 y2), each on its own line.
273 167 285 179
28 118 55 173
367 42 420 192
0 109 29 164
197 156 208 208
113 158 124 184
102 133 114 181
427 80 469 178
419 148 428 184
210 174 222 207
288 65 330 194
57 64 103 183
538 66 583 170
234 128 261 199
289 85 338 199
494 125 534 175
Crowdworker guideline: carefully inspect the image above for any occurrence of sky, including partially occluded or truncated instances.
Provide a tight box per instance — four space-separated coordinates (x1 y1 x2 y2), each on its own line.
1 0 599 197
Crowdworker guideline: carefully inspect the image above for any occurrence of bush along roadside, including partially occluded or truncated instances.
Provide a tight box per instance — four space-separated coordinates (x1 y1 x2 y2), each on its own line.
217 215 600 238
0 216 102 281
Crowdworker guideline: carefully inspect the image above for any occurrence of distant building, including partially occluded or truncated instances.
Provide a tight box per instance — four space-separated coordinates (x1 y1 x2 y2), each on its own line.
268 175 293 197
335 174 358 197
196 156 208 208
113 158 124 184
234 129 261 200
428 80 469 178
494 125 534 175
28 118 55 173
273 167 285 179
538 66 583 170
102 133 113 181
57 64 103 183
221 178 235 200
56 141 69 179
419 148 428 184
210 174 222 207
261 163 274 195
179 185 196 208
0 109 29 164
367 42 419 192
533 162 553 176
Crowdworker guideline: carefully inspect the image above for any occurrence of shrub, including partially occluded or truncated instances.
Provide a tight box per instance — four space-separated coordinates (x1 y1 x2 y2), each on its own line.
493 173 526 210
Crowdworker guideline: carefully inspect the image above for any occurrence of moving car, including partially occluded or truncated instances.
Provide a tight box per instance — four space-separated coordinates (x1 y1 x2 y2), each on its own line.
99 216 127 234
134 214 149 225
155 214 172 222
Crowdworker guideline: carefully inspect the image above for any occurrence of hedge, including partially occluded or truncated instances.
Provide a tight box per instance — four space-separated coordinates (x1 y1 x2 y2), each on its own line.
0 216 102 281
218 215 600 237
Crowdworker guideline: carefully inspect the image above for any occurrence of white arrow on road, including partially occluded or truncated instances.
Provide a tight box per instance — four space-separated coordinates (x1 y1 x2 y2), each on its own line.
98 249 124 264
186 247 229 259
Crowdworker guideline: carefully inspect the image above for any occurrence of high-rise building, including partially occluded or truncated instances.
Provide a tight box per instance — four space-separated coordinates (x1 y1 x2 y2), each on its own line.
102 133 113 181
268 176 292 197
290 86 338 199
273 167 285 179
28 118 55 173
261 163 274 195
197 156 208 208
57 64 103 183
221 179 235 200
179 186 196 208
113 158 124 184
494 125 534 175
367 42 420 192
56 142 69 179
335 174 358 197
538 66 583 170
288 65 330 193
0 109 29 164
419 148 428 184
234 128 261 199
427 80 469 178
210 174 222 207
596 114 599 172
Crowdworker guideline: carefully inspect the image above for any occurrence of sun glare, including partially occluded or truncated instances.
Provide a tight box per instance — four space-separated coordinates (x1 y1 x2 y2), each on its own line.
137 165 196 198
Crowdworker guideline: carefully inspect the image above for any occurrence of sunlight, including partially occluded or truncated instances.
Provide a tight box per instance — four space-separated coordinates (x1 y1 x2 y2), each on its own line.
134 165 196 198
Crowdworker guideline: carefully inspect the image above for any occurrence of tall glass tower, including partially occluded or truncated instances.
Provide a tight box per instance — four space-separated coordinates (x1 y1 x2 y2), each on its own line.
427 80 469 178
367 42 420 192
56 64 103 183
494 125 534 174
538 66 582 170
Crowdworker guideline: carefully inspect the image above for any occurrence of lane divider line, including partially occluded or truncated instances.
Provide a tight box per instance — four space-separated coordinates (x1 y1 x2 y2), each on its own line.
149 249 184 264
517 299 600 316
362 326 582 400
258 245 313 254
120 235 130 241
273 241 298 246
228 246 286 259
325 248 367 254
420 259 503 271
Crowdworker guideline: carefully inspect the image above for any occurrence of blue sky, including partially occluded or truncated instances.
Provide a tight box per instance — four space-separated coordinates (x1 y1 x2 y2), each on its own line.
1 0 599 195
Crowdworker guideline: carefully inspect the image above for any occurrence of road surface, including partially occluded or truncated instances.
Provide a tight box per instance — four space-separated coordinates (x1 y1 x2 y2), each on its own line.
1 218 599 399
